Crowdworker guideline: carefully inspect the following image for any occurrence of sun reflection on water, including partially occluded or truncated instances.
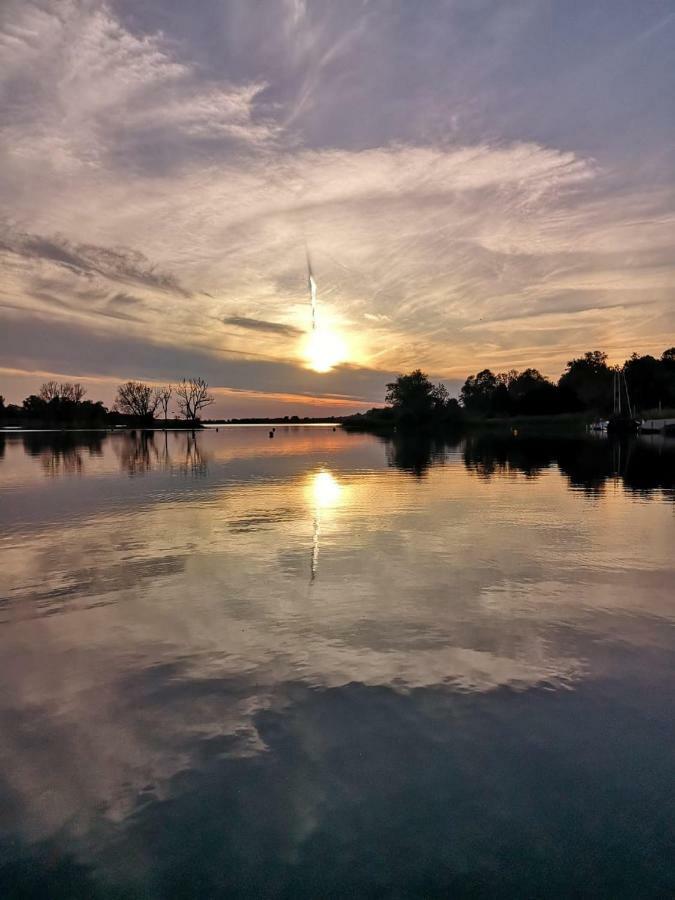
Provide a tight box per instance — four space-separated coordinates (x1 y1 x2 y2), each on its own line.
310 470 343 508
307 469 345 582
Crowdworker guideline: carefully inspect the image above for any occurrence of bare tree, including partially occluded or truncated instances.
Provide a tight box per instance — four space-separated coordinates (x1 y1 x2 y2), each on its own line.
39 381 86 403
115 381 158 418
60 382 86 402
153 385 173 424
39 381 61 402
175 377 214 421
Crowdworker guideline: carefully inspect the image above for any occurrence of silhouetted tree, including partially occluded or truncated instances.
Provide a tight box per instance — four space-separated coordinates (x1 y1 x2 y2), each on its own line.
175 377 214 421
558 350 613 412
510 368 571 415
445 397 464 423
508 368 546 401
115 381 158 419
459 349 675 419
153 385 173 424
20 389 107 426
661 348 675 407
37 381 86 403
460 366 580 417
623 354 665 412
460 369 499 413
39 381 61 402
386 370 448 418
60 382 86 402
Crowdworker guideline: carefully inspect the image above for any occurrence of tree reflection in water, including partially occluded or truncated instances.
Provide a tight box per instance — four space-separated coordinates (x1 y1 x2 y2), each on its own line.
21 432 104 477
7 429 674 498
383 431 675 497
113 431 209 477
14 430 210 478
383 432 462 476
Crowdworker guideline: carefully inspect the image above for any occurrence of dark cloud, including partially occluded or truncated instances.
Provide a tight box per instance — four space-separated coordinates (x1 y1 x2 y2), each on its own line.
0 309 425 402
101 292 144 321
0 228 190 297
223 315 304 337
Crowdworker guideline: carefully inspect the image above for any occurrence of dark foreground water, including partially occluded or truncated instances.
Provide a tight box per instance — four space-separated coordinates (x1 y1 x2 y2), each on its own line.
0 427 673 899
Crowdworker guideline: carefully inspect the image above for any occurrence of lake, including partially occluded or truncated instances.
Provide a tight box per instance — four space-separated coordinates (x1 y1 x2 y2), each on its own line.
0 426 673 898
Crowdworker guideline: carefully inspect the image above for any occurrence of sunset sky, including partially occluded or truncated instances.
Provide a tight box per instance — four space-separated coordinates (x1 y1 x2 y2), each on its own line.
1 0 674 417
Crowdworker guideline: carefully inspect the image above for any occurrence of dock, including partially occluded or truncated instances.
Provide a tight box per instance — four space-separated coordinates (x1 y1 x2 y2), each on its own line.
641 417 675 433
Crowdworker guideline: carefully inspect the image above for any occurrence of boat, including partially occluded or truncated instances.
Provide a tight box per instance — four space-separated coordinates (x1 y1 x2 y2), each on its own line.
606 415 640 435
606 371 640 435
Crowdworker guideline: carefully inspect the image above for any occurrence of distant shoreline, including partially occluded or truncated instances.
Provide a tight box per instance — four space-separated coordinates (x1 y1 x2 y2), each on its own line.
0 422 343 434
343 410 592 436
204 416 344 425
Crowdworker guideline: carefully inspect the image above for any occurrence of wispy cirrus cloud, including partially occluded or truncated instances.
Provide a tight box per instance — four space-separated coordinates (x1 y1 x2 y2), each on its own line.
0 226 189 295
0 0 674 413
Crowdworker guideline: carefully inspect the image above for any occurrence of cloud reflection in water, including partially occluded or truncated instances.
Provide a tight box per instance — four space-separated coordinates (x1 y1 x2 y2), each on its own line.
0 427 673 895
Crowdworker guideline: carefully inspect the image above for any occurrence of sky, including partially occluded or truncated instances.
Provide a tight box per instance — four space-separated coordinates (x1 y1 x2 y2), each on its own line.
1 0 674 417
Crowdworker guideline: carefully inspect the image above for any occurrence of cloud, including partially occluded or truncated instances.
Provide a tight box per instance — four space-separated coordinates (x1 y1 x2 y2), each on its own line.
224 315 304 336
0 226 189 296
0 1 278 180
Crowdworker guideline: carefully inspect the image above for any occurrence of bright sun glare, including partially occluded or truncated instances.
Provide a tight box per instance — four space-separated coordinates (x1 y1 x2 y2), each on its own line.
310 470 343 508
305 328 347 373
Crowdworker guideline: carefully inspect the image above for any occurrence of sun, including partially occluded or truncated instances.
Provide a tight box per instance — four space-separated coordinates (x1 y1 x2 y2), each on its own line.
304 327 347 372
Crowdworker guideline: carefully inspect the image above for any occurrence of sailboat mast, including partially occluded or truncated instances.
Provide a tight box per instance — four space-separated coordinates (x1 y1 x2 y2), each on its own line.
622 371 634 419
613 371 621 416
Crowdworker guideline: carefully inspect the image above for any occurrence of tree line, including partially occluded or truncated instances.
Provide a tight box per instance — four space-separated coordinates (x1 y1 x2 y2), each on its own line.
345 346 675 430
0 378 214 428
460 348 675 417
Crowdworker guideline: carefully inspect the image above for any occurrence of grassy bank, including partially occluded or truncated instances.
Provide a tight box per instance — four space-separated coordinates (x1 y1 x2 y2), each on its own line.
464 412 591 434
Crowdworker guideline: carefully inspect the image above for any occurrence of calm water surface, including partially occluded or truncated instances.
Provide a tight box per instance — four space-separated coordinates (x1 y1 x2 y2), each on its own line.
0 427 673 898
